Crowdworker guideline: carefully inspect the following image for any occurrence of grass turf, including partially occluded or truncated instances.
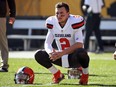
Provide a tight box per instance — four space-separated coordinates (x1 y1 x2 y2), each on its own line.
0 52 116 87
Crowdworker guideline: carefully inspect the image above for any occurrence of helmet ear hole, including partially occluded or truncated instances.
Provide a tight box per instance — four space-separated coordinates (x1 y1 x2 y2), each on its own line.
14 66 34 84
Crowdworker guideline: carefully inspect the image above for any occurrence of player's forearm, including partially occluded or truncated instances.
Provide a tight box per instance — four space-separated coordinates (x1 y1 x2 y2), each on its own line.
62 42 83 55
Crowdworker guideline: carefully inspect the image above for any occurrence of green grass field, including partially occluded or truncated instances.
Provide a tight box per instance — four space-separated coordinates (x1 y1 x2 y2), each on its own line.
0 52 116 87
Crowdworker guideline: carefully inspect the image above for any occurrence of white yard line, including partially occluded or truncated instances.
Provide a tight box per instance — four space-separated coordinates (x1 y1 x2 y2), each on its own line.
22 83 57 87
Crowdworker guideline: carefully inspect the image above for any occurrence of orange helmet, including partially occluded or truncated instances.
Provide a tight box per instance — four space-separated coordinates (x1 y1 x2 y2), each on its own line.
14 66 34 84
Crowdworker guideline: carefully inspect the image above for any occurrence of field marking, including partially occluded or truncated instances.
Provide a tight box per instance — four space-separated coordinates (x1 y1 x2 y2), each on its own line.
91 58 114 60
22 83 57 87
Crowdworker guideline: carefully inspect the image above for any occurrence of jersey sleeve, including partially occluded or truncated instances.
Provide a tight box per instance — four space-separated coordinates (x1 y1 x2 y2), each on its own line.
44 16 54 54
71 15 85 29
74 28 84 43
44 29 54 54
45 16 54 29
70 15 84 43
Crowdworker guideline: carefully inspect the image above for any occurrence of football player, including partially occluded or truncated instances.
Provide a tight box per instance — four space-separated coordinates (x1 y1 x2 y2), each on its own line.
113 43 116 60
35 2 90 85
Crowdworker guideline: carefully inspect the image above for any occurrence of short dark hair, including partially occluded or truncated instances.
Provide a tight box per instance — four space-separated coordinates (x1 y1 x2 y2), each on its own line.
55 2 70 12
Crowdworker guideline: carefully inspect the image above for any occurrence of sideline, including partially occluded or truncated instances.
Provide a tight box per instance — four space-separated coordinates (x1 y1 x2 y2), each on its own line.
9 51 36 58
9 51 114 60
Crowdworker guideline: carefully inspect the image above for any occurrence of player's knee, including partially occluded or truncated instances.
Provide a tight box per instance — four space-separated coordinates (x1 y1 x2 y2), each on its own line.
76 48 90 68
76 48 89 60
76 48 87 57
34 50 43 62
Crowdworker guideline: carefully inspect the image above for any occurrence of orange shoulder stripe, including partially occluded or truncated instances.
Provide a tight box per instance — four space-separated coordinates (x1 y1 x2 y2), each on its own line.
47 23 53 29
72 20 84 29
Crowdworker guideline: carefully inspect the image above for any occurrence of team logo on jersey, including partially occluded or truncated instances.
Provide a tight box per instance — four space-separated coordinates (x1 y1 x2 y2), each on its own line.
76 37 79 40
55 34 71 37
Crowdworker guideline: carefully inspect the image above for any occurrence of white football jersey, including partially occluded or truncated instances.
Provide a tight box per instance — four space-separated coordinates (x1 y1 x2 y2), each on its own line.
44 14 84 54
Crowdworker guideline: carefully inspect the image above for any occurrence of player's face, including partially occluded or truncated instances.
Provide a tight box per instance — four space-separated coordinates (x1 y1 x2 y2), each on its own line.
55 7 69 23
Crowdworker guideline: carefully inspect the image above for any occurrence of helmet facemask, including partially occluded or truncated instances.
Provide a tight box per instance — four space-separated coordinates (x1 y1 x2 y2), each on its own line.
14 72 30 84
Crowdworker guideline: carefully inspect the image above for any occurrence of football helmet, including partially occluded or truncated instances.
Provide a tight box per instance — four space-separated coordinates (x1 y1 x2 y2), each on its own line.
68 68 82 79
14 66 34 84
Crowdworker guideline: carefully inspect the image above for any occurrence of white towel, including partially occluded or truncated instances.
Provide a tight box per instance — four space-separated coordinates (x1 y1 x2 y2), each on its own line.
61 55 69 67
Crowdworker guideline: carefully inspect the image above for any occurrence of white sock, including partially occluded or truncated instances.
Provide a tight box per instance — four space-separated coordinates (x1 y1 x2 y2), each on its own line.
48 66 59 74
82 67 89 74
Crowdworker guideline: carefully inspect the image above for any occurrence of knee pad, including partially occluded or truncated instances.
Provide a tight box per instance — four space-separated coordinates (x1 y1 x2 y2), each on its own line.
76 48 90 68
76 48 87 57
34 50 52 68
34 49 44 61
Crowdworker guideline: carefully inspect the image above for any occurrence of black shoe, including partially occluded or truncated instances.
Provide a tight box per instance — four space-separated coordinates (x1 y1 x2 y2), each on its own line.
0 68 8 72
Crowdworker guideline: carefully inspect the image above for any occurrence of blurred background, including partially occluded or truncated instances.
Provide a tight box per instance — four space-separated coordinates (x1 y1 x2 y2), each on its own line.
13 0 116 17
7 0 116 51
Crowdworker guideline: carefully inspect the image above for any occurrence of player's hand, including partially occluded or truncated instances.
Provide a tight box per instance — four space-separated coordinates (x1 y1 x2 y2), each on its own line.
9 17 15 24
82 5 87 11
87 7 92 13
49 49 63 61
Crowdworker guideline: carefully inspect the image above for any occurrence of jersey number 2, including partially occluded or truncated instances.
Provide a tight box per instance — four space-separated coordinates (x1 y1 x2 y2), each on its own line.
59 38 70 50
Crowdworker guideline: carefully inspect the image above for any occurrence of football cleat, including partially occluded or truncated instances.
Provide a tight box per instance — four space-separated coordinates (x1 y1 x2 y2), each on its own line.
52 70 65 84
0 68 8 72
79 73 89 85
